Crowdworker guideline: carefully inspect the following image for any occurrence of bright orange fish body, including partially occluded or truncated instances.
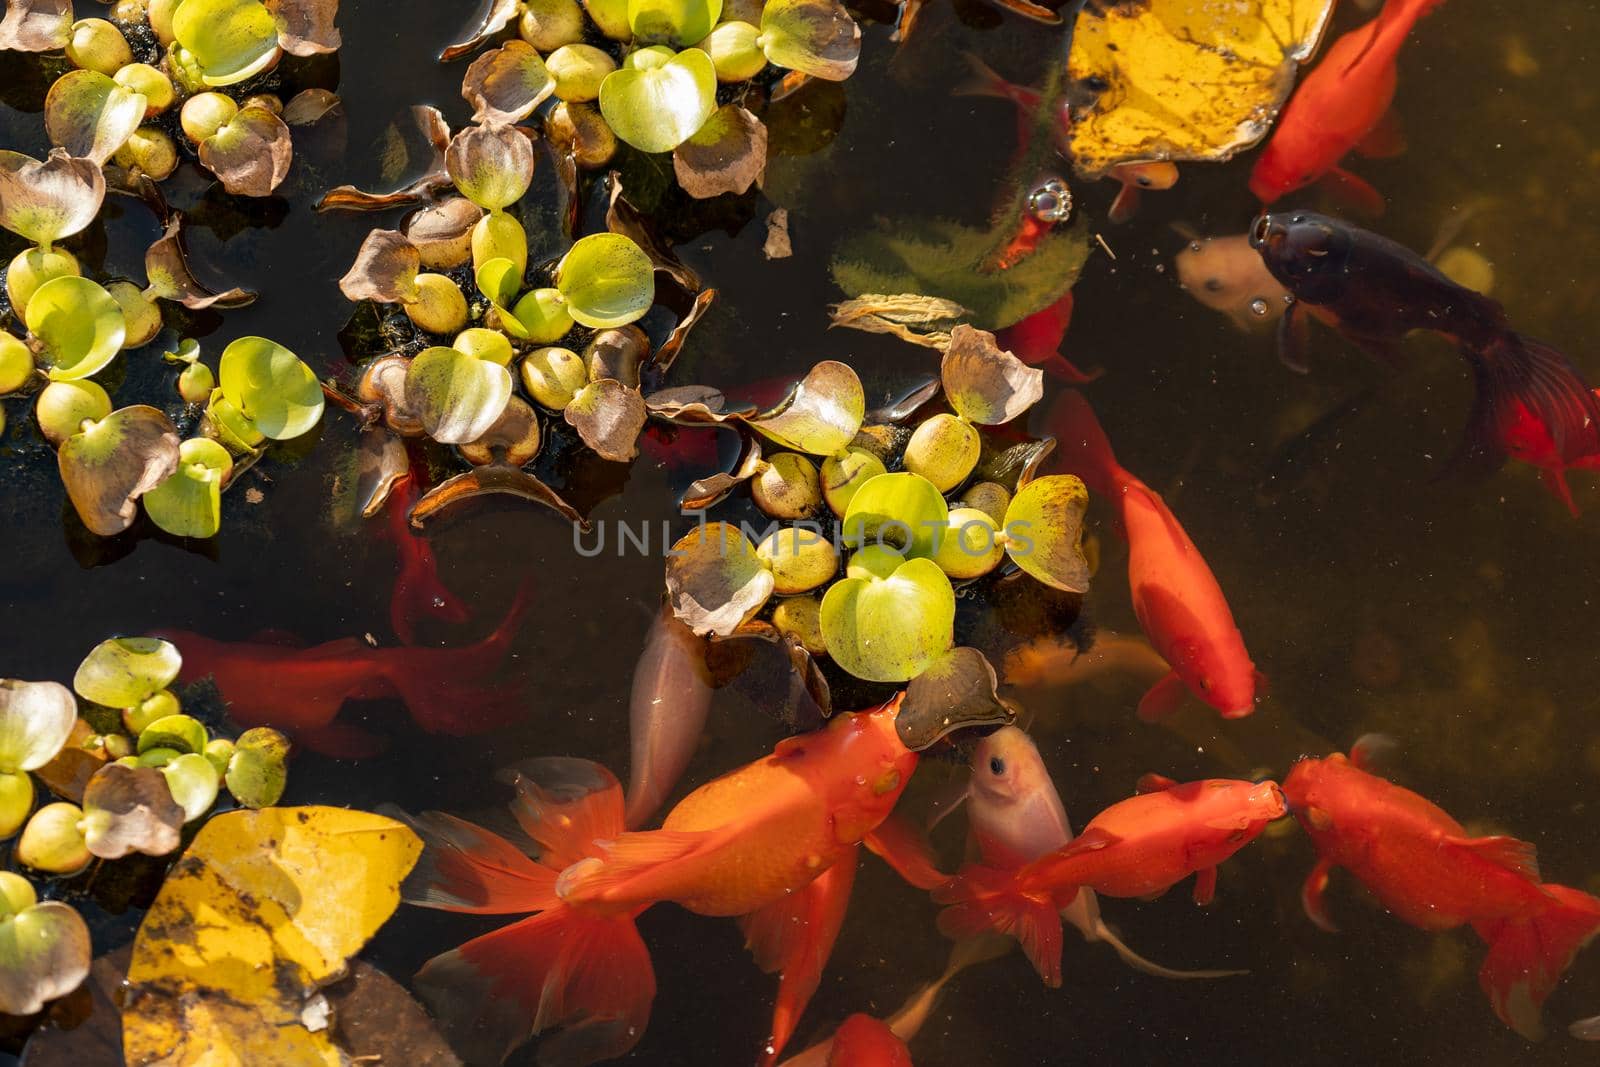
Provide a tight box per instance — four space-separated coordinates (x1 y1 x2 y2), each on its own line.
825 1016 912 1067
1050 391 1262 721
405 703 918 1066
1250 0 1446 209
1284 751 1600 1039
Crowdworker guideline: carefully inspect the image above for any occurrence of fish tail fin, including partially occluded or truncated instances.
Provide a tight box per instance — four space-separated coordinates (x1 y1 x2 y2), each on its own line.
415 904 654 1067
457 574 535 670
396 808 561 914
502 757 627 869
1540 467 1581 516
1475 883 1600 1039
1046 389 1130 497
745 847 860 1065
1090 919 1248 979
953 51 1010 100
1456 333 1600 479
390 539 471 645
933 864 1065 987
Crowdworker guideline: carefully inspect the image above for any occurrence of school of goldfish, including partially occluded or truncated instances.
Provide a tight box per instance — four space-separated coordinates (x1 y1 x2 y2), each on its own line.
153 0 1600 1062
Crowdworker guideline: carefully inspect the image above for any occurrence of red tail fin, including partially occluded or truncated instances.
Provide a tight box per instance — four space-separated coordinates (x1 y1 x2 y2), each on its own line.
401 809 558 913
932 863 1065 986
387 474 470 645
1047 390 1131 498
1474 884 1600 1039
416 906 654 1067
1457 334 1600 478
382 578 533 733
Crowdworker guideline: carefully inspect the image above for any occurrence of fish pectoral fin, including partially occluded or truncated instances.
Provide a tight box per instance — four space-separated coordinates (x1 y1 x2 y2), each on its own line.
1319 167 1387 217
1135 772 1179 794
1107 183 1139 224
1136 670 1188 723
1445 834 1542 883
1192 866 1218 906
1354 107 1407 159
742 848 860 1066
1051 825 1120 861
1277 301 1313 375
865 813 950 891
1301 856 1340 932
562 829 723 907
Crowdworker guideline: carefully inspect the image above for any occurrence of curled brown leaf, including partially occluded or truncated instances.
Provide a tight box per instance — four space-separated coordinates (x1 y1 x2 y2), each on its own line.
0 148 105 247
672 105 766 200
199 105 293 197
404 196 482 269
606 173 701 292
264 0 342 55
339 229 420 304
653 287 717 374
80 762 184 859
58 406 181 537
410 466 587 530
462 40 555 125
144 215 258 309
0 0 72 52
564 379 646 462
282 88 342 126
316 105 452 211
440 0 521 61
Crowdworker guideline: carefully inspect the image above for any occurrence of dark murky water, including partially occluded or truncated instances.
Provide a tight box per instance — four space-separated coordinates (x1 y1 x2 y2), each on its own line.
3 0 1600 1063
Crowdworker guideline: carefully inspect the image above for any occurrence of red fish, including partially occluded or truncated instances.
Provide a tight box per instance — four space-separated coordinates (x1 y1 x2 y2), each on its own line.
821 1016 912 1067
402 701 919 1066
1499 388 1600 515
1049 390 1264 721
957 53 1178 223
994 292 1102 385
1249 0 1448 211
1284 746 1600 1039
384 472 469 645
934 776 1286 983
157 582 529 757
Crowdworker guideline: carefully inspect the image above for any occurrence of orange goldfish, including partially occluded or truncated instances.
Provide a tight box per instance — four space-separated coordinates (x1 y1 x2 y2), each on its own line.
1172 231 1290 331
402 701 919 1066
157 582 529 757
1249 0 1448 211
994 292 1102 385
1499 388 1600 515
1049 391 1264 721
935 775 1286 983
957 54 1177 223
384 471 468 645
1284 745 1600 1039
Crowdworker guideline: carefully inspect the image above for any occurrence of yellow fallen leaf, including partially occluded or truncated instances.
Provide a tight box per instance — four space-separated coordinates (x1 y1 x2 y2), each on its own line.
1065 0 1336 178
122 806 422 1067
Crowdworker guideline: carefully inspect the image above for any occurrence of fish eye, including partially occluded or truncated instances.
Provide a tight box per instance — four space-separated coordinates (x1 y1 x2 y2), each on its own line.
1203 278 1225 293
1136 174 1154 188
1199 678 1213 692
988 756 1006 776
1251 215 1273 245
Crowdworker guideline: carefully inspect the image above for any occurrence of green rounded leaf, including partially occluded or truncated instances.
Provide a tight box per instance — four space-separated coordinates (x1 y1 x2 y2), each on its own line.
554 232 656 328
598 47 717 154
629 0 721 47
144 437 232 538
841 471 949 559
0 680 76 774
475 255 523 309
747 360 865 457
161 752 221 822
43 69 146 165
758 0 860 80
405 345 514 445
26 275 125 381
217 335 325 440
172 0 282 86
137 713 208 755
819 556 955 682
74 637 182 708
665 521 776 636
0 901 91 1017
1002 474 1091 593
224 726 289 808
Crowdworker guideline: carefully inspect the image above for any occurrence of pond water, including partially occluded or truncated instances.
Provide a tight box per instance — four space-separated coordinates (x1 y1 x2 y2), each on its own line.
3 0 1600 1064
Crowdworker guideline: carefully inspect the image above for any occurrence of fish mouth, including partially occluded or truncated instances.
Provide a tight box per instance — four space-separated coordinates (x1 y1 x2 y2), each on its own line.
1249 214 1284 251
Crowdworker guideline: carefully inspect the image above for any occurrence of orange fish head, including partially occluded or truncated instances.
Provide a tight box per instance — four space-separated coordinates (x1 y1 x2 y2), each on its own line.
1189 659 1259 719
1281 755 1356 835
969 726 1049 807
827 1013 912 1067
1194 779 1288 851
1117 160 1179 192
818 698 918 840
1247 141 1314 205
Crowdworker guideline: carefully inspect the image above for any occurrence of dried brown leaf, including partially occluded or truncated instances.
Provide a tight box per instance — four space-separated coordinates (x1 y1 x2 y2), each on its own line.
282 87 342 125
440 0 521 61
0 148 105 246
653 287 717 373
339 229 420 303
410 466 587 529
144 214 258 309
264 0 341 55
564 379 646 462
0 0 71 52
316 105 451 211
58 406 181 537
199 105 293 197
462 40 555 125
672 105 766 199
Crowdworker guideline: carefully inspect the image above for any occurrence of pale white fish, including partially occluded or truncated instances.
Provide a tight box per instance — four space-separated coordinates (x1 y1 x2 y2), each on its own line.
623 605 716 829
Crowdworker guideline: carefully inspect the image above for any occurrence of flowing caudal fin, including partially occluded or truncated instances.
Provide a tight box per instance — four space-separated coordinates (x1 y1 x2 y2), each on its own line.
745 848 861 1066
933 864 1066 986
1456 334 1600 478
1047 390 1129 497
1475 884 1600 1039
398 808 559 914
953 51 1018 103
415 906 655 1067
444 575 534 676
502 757 627 869
388 475 470 645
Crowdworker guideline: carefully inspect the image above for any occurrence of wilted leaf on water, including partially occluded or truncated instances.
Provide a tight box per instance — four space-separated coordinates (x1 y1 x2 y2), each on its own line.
316 105 452 211
144 215 258 309
80 763 183 860
833 217 1089 330
44 70 145 166
0 149 105 247
446 122 535 212
405 345 514 445
463 41 554 125
605 174 701 291
409 466 586 529
746 360 864 457
564 379 646 461
0 900 90 1017
74 637 181 709
0 680 76 774
264 0 341 55
666 522 777 637
896 646 1014 751
653 286 716 373
340 228 421 304
975 436 1054 491
458 396 540 467
0 0 72 51
199 105 293 196
827 293 968 350
122 807 422 1067
672 105 765 199
758 0 860 80
598 48 717 154
819 556 954 683
440 0 521 61
1065 0 1336 179
356 430 410 518
405 196 483 269
281 87 342 125
358 353 427 437
679 433 762 510
1002 474 1090 593
59 407 180 537
942 324 1042 425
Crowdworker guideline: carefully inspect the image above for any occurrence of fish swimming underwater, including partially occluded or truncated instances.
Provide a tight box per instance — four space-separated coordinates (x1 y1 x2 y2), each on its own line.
956 53 1178 224
1249 0 1449 212
1284 744 1600 1039
157 582 530 757
1251 211 1600 493
383 471 469 645
1173 231 1290 331
401 701 919 1066
934 774 1286 983
994 291 1102 385
1049 390 1263 722
623 605 716 829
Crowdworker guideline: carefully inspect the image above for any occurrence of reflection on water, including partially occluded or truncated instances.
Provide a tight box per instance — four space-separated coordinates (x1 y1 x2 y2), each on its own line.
3 0 1600 1063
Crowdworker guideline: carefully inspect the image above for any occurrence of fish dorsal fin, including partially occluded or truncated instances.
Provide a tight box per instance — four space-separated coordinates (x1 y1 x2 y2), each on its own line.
1446 835 1541 883
1136 773 1179 794
1053 825 1120 860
